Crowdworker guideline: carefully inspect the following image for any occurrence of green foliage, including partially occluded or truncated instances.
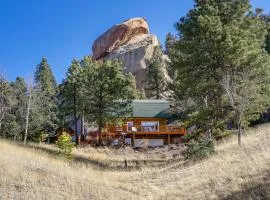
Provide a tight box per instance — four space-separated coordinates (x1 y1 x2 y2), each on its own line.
145 45 169 99
60 57 137 145
137 88 147 99
267 31 270 54
0 113 20 139
34 58 58 137
0 73 15 138
10 77 27 140
165 33 178 79
56 132 74 160
185 139 215 160
34 57 57 95
83 59 137 132
59 59 84 141
170 0 270 142
182 133 197 142
260 13 270 54
32 130 49 143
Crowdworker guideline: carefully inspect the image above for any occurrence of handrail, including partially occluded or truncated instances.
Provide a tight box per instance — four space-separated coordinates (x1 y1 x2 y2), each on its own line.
106 125 186 134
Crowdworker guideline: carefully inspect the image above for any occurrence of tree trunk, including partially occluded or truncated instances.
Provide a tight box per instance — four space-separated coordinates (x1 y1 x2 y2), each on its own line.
156 86 160 99
24 87 32 145
73 85 79 145
238 116 242 146
98 120 102 146
156 80 160 99
0 109 6 137
13 133 17 141
81 109 85 142
207 124 212 140
238 127 241 146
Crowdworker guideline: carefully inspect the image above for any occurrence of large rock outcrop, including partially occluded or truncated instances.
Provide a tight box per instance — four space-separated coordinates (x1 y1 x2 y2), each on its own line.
92 17 170 91
92 18 149 60
106 34 159 89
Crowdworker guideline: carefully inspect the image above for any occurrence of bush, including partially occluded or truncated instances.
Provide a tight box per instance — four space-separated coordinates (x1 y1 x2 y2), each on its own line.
182 133 197 142
185 139 215 160
56 132 74 160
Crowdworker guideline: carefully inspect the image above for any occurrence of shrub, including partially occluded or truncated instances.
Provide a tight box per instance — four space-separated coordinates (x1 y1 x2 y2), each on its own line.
185 139 215 160
182 133 197 142
56 132 74 160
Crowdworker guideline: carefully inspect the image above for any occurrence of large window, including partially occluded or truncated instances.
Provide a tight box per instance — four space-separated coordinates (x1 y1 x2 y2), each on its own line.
141 121 159 132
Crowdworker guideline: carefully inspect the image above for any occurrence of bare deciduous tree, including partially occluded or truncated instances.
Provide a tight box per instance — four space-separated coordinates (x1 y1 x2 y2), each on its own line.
220 68 268 145
23 82 33 145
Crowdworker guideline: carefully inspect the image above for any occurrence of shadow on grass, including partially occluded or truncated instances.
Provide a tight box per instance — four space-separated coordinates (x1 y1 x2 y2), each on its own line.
16 142 183 171
221 171 270 200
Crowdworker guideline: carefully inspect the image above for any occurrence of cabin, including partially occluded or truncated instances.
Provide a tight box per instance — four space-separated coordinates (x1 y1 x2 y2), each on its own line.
106 100 186 147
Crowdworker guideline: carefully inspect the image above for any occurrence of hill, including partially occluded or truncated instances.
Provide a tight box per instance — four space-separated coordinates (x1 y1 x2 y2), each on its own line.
0 124 270 200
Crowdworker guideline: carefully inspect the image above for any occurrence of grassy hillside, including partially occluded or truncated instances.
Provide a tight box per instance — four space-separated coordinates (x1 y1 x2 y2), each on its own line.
1 124 270 200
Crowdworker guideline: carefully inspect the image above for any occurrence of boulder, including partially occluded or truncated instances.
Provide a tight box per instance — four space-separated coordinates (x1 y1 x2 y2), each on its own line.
106 34 159 89
91 17 171 95
92 18 149 60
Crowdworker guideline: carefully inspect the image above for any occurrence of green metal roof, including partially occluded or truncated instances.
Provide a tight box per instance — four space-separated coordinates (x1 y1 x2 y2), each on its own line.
132 100 171 118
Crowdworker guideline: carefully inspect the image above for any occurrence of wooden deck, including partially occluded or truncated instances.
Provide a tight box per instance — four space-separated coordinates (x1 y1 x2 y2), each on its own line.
105 125 186 136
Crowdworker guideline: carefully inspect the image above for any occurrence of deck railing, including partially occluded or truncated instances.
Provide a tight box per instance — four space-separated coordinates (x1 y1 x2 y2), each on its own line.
106 125 186 135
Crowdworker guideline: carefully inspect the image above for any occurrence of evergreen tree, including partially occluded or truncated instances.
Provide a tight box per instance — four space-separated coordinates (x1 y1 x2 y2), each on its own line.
165 33 178 79
165 32 178 56
10 77 27 140
83 59 137 144
0 73 12 138
171 0 270 143
34 57 57 94
60 58 137 145
59 59 84 144
261 13 270 54
34 58 58 135
146 46 169 99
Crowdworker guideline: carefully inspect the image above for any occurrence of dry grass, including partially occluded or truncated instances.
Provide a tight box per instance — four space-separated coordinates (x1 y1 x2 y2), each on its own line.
1 124 270 200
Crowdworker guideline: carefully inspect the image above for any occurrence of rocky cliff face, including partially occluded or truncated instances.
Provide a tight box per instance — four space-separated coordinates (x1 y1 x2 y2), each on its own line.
92 17 169 91
92 18 149 60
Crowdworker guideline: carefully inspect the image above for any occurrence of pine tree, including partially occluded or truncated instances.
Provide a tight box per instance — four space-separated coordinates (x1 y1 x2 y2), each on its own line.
171 0 270 144
0 73 12 138
59 59 84 144
145 46 169 99
83 59 137 145
165 32 177 56
34 57 57 95
261 13 270 54
60 58 137 145
10 77 27 141
165 33 178 79
34 58 58 136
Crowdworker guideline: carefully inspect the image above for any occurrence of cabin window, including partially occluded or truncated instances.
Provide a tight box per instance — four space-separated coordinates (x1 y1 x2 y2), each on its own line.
127 121 133 132
141 121 159 132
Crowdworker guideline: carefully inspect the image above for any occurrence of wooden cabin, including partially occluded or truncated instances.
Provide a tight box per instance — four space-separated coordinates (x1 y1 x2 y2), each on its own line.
106 100 186 147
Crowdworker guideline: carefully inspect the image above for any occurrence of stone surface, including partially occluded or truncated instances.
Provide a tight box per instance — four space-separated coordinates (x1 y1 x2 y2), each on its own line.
92 18 149 60
106 34 159 89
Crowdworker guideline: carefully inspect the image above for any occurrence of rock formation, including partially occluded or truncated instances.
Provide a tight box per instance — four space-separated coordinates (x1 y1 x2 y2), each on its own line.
92 18 149 60
92 17 170 91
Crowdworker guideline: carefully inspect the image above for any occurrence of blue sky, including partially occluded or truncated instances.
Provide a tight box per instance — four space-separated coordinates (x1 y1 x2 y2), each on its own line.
1 0 270 83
